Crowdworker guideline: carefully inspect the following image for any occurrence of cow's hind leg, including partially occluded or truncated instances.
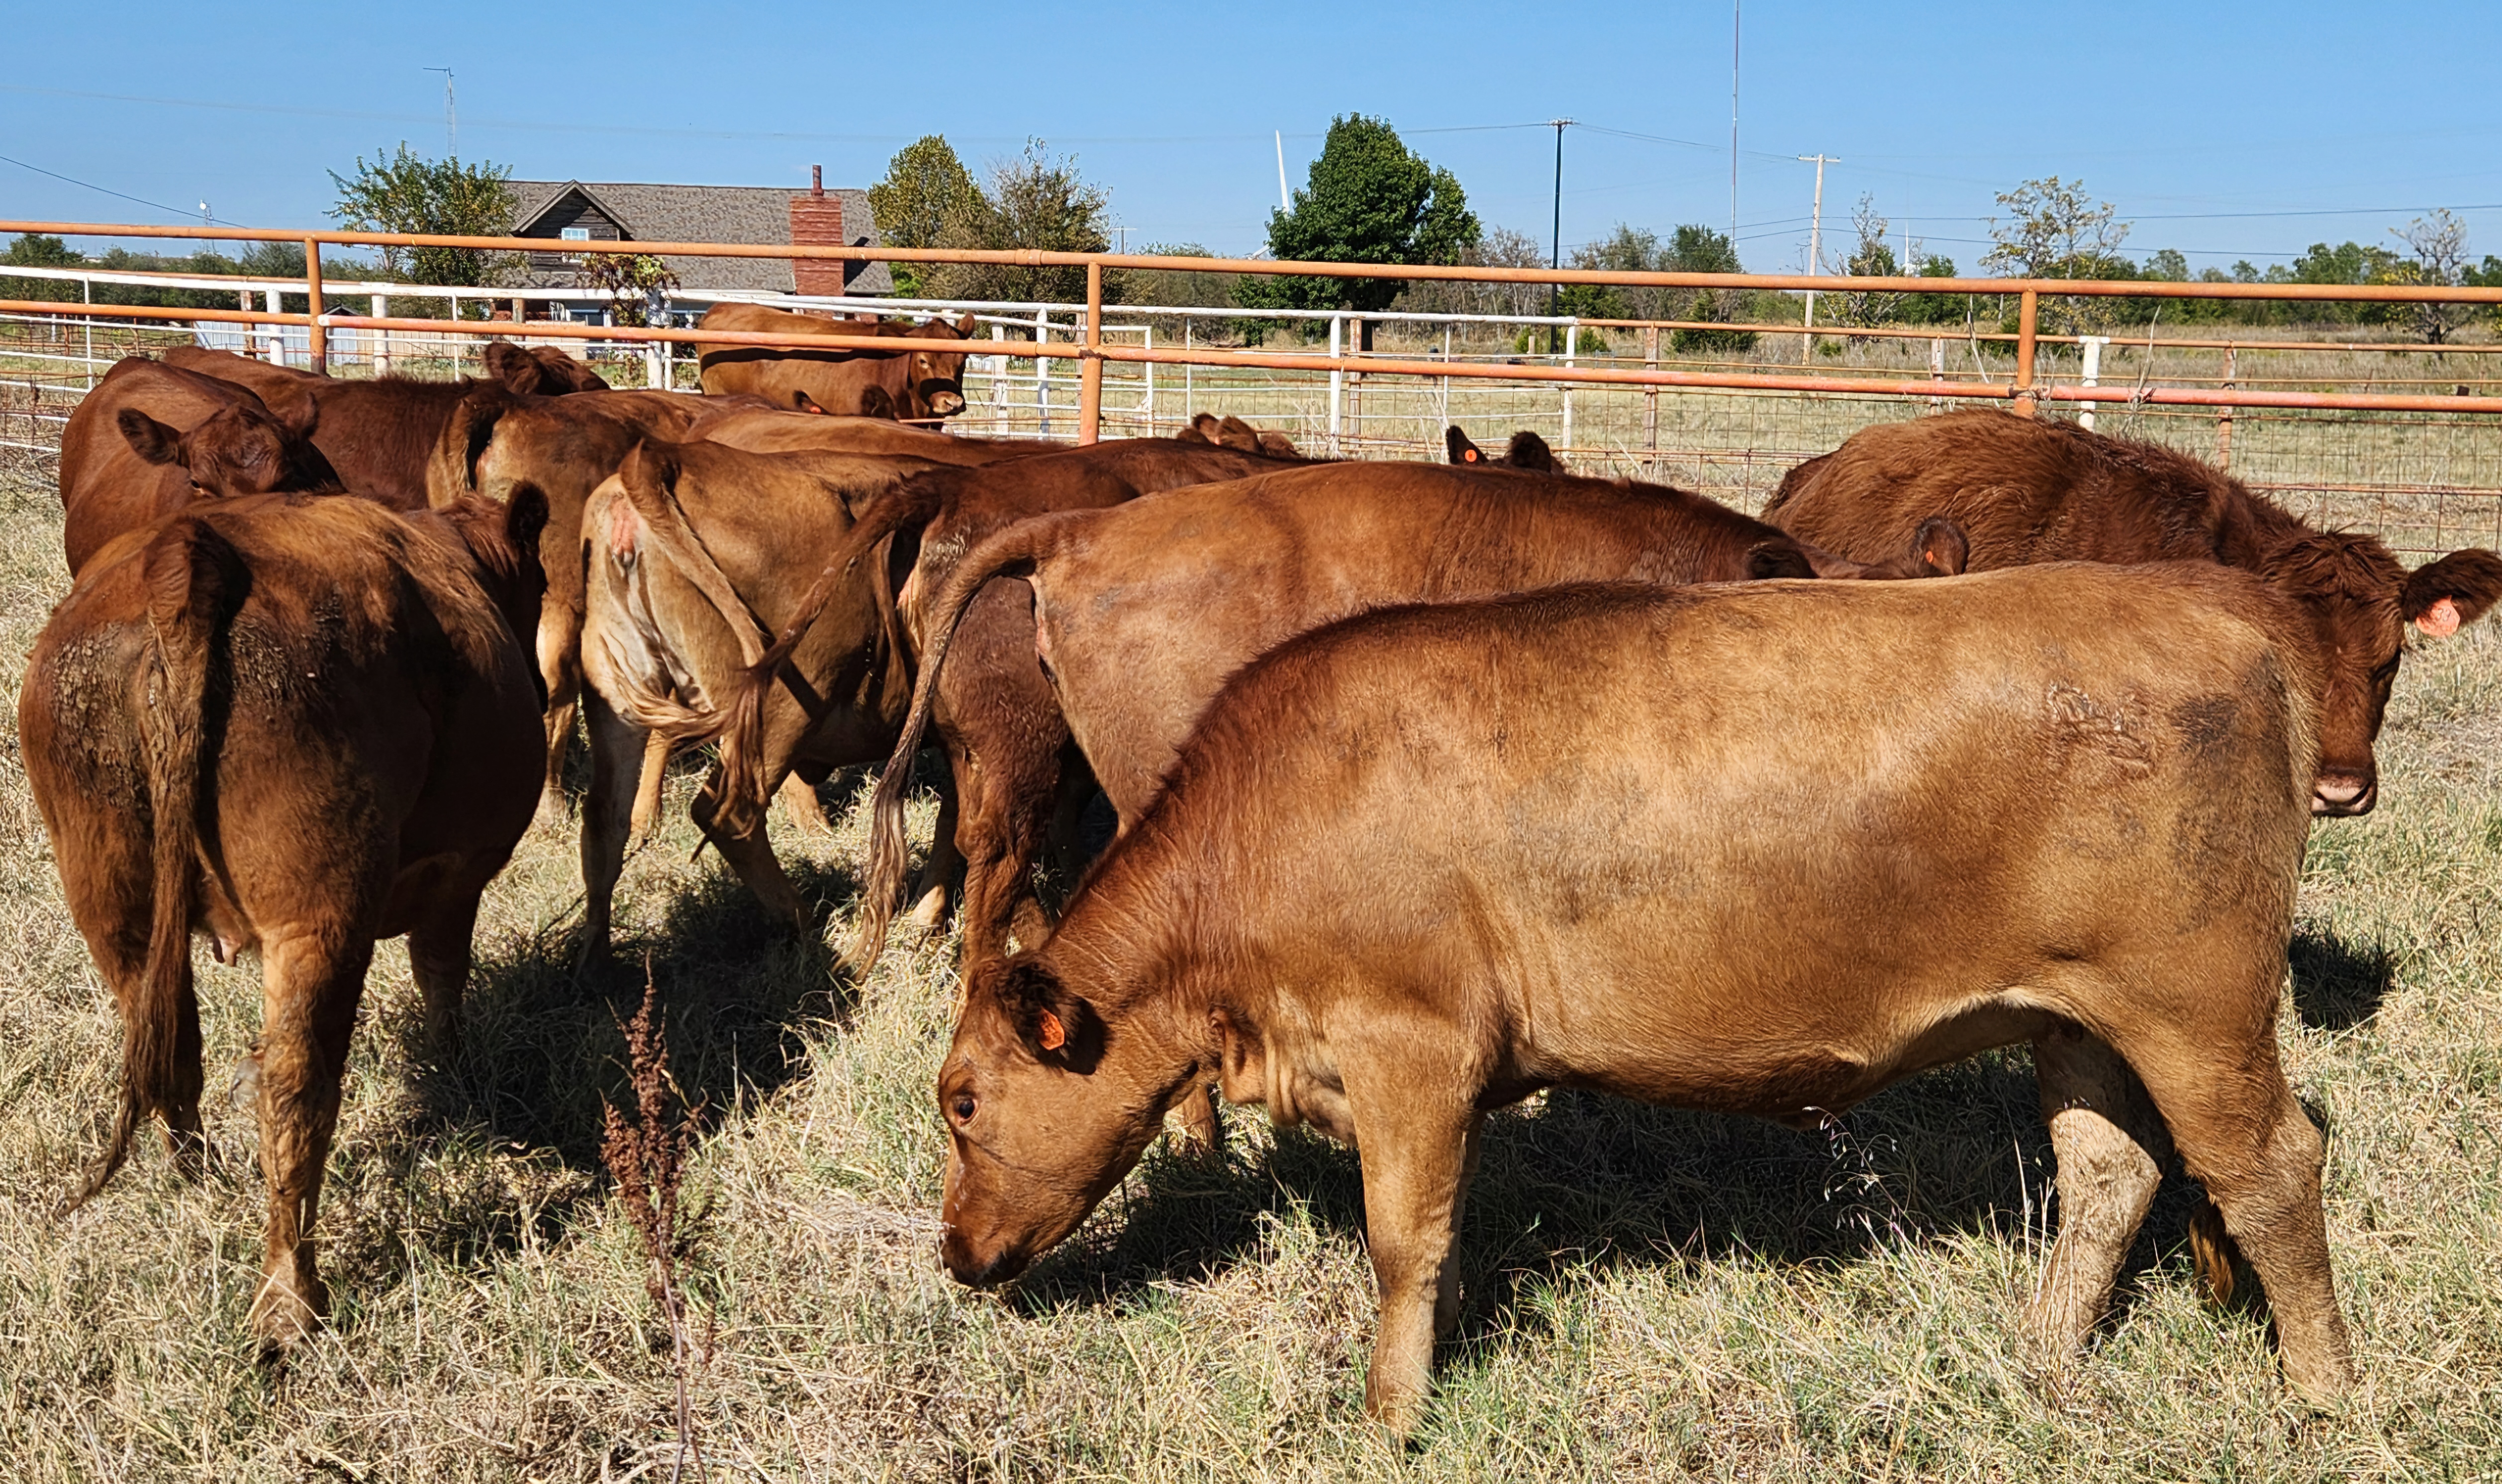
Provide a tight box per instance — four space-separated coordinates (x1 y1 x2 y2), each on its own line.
778 773 835 839
407 890 481 1050
626 730 672 847
905 757 962 936
2026 1021 2170 1367
2119 1006 2354 1404
691 771 806 932
538 614 581 818
248 923 376 1355
578 692 644 970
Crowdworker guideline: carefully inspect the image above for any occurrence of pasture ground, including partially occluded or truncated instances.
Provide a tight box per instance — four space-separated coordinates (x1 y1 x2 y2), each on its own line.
0 456 2498 1480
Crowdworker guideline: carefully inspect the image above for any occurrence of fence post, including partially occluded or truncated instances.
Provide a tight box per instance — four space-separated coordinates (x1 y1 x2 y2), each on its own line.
1643 325 1659 471
372 293 391 376
2013 289 2039 416
304 238 326 373
1562 322 1578 456
262 287 285 364
2078 335 2106 430
448 294 461 373
1182 320 1193 424
992 322 1007 434
82 276 94 390
1929 336 1946 411
1142 322 1154 432
1328 314 1343 455
1035 309 1051 437
1078 261 1104 444
2218 345 2237 469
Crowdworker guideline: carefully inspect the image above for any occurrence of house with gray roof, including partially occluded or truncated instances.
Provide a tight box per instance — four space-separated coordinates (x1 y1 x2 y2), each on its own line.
504 169 890 297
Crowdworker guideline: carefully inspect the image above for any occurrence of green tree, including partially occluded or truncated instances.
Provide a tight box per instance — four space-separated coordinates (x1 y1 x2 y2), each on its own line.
928 140 1116 305
2382 210 2474 344
1983 176 2133 335
1241 115 1479 328
1664 224 1755 353
2 233 84 302
868 135 982 298
328 143 520 286
1827 196 1904 329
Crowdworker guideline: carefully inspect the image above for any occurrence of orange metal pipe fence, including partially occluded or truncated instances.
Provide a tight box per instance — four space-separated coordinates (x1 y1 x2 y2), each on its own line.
11 216 2502 443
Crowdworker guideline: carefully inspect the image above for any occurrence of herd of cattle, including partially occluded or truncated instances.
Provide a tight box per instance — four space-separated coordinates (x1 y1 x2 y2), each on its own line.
20 303 2502 1431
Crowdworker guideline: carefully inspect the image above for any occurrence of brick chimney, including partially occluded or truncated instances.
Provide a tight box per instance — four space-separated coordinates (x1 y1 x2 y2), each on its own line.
789 164 847 296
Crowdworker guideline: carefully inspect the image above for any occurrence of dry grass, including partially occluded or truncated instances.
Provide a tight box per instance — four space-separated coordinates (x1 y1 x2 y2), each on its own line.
0 458 2499 1480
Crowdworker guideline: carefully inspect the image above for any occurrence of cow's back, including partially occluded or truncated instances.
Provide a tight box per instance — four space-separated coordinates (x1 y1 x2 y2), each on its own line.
1767 410 2241 569
1116 562 2313 1108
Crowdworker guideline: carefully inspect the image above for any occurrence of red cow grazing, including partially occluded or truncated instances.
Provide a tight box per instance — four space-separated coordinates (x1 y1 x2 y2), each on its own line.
836 462 1966 983
1444 425 1557 471
933 564 2354 1433
164 340 606 510
696 304 982 421
1764 409 2502 815
58 358 343 572
21 488 548 1354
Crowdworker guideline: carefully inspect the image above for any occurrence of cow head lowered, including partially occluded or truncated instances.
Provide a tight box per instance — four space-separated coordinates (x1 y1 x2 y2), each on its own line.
901 313 979 419
117 397 342 498
2259 532 2502 815
937 957 1184 1287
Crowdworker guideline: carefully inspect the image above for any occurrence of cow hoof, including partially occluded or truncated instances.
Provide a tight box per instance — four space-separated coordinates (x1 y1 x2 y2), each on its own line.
906 887 951 936
249 1274 329 1358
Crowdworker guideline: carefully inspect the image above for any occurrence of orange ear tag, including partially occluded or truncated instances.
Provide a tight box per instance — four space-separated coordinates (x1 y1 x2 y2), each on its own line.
1462 448 1480 462
2418 597 2462 637
1037 1010 1066 1050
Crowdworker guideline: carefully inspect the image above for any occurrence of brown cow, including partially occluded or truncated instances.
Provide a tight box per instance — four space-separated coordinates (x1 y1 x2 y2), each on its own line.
21 487 549 1353
933 563 2353 1433
166 341 606 509
434 391 1048 816
574 438 950 963
1763 409 2502 815
842 462 1966 980
1444 424 1557 471
58 358 342 572
1174 411 1305 460
696 304 981 421
687 437 1317 952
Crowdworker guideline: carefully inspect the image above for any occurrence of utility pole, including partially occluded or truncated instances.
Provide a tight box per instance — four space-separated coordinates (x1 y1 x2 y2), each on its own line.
1797 152 1837 362
425 68 456 157
1730 0 1741 248
1275 131 1290 213
1547 118 1572 355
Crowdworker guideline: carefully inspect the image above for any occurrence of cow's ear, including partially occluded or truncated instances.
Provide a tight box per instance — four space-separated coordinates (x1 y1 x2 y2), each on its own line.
503 482 551 554
954 312 978 335
281 394 320 443
1911 516 1970 576
1744 540 1819 580
2404 549 2502 635
1445 426 1484 464
792 389 828 415
1216 415 1260 453
482 339 532 391
118 408 185 466
999 960 1103 1073
1504 431 1555 472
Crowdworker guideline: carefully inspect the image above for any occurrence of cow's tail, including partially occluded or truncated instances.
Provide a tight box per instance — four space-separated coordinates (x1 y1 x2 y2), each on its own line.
842 518 1055 978
2188 1200 2245 1309
426 383 515 508
711 477 943 837
73 521 238 1207
600 443 781 741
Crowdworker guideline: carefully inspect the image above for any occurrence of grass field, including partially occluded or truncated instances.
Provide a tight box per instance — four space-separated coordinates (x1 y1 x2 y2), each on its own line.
1 453 2501 1481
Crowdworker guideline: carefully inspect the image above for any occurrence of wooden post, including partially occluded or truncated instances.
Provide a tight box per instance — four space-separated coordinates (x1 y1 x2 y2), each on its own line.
303 238 326 373
1643 325 1659 471
1078 262 1104 444
2013 289 2039 416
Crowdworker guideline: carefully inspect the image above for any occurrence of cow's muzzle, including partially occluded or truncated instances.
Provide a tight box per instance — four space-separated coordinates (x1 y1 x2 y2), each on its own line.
2311 771 2377 817
940 1227 1028 1289
920 383 966 417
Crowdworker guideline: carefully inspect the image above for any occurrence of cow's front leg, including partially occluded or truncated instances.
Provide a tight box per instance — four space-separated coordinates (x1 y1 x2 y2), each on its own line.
1346 1074 1481 1437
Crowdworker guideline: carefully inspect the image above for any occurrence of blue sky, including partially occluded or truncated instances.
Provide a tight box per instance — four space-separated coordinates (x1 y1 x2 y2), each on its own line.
6 1 2501 275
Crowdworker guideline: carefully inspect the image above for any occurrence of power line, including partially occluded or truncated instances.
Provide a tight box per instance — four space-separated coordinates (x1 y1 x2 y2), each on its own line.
0 150 230 225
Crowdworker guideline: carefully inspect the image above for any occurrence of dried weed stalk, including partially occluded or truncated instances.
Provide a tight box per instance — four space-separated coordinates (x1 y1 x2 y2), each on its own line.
601 963 710 1482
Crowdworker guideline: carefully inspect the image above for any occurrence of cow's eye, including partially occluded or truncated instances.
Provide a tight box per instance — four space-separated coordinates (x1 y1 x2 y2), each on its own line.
952 1094 976 1123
